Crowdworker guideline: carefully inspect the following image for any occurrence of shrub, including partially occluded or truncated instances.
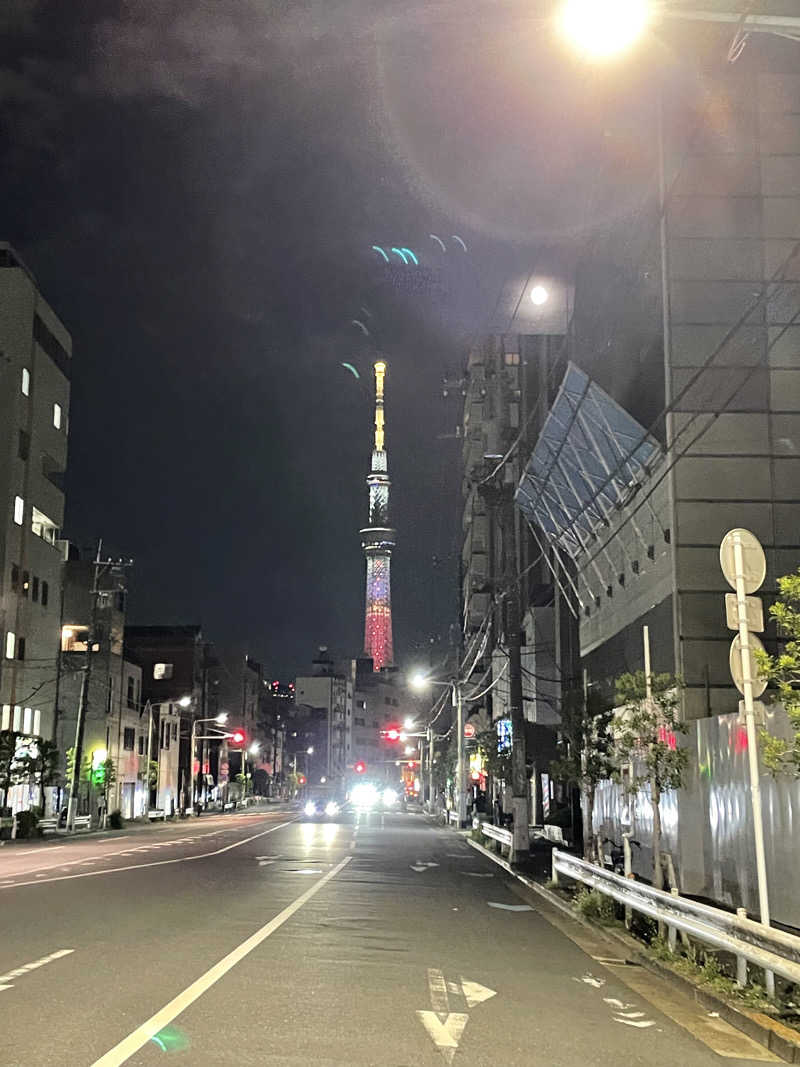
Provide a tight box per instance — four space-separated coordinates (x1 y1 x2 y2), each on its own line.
14 809 41 839
574 888 617 924
108 809 124 830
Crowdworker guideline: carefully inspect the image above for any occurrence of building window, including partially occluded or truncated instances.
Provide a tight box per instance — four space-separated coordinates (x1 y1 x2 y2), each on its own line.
33 709 41 736
171 722 178 740
127 676 136 709
5 632 15 659
10 564 19 592
33 314 71 381
12 706 21 731
17 430 29 460
17 637 25 661
138 735 145 755
41 581 49 607
13 496 24 525
161 721 170 750
31 506 58 545
32 576 39 602
355 716 365 727
153 662 173 680
123 727 135 751
23 707 32 734
1 705 9 731
53 402 62 429
21 570 29 597
21 367 30 396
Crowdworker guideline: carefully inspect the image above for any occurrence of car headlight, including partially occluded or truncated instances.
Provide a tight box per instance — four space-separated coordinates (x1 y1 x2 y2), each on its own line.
325 801 339 816
351 783 379 809
304 801 317 816
383 788 397 806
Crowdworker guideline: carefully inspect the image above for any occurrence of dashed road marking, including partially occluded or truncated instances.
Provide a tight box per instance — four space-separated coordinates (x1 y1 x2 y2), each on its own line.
0 948 74 992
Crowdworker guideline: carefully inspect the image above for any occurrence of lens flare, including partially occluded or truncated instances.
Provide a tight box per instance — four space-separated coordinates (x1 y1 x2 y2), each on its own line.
558 0 650 60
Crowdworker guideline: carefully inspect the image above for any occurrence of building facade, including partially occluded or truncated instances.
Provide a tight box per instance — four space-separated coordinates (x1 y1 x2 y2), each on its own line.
0 245 71 781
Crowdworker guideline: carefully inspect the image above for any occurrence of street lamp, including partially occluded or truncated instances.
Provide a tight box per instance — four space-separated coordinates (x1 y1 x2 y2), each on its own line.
557 0 651 60
530 285 549 306
410 673 466 826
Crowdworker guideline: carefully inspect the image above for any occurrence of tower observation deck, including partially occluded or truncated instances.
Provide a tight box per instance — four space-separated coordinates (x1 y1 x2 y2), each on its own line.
360 360 395 672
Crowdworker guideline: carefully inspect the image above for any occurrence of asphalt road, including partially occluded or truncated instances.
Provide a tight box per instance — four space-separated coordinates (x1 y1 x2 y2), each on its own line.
0 810 780 1066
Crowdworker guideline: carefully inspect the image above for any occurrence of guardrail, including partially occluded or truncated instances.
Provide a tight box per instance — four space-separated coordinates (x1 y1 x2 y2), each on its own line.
552 849 800 988
479 822 513 847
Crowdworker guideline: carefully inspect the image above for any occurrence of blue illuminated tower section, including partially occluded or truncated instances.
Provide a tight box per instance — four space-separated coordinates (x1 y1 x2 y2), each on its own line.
360 360 395 672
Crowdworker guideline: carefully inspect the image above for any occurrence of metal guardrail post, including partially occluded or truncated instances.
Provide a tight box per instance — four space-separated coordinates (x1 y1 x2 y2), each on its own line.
736 908 749 988
623 835 632 930
668 888 679 952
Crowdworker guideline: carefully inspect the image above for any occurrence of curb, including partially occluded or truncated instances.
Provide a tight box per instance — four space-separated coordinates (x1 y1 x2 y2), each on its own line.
467 838 800 1064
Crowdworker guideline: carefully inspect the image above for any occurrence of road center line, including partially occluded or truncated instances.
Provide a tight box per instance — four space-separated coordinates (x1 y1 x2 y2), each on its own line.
0 822 294 890
91 855 352 1067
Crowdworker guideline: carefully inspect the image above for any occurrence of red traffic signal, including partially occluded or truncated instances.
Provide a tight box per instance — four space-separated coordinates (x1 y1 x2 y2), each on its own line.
230 730 245 745
385 727 400 742
354 760 366 774
297 773 307 786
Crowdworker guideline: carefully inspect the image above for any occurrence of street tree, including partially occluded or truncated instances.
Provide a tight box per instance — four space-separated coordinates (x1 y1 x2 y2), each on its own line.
550 685 614 863
755 567 800 775
613 671 688 890
14 739 60 811
0 730 19 809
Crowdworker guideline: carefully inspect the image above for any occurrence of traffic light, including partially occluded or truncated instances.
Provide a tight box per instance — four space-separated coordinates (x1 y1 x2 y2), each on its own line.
230 730 245 745
297 773 307 786
354 760 366 774
385 727 400 742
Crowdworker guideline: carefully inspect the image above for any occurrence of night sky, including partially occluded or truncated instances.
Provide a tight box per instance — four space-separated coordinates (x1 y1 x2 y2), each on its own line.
1 0 678 676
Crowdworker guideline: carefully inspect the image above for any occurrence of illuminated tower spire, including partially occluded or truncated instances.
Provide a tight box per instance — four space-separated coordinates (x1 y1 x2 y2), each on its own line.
360 360 395 671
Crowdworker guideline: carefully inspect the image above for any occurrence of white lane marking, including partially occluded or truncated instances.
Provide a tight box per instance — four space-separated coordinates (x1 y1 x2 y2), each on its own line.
574 974 605 988
258 860 275 867
616 1011 647 1019
410 865 428 872
90 856 352 1067
614 1018 656 1028
486 902 532 911
15 846 66 855
604 997 635 1010
417 970 495 1063
463 872 493 878
0 822 293 890
0 948 74 990
0 823 259 879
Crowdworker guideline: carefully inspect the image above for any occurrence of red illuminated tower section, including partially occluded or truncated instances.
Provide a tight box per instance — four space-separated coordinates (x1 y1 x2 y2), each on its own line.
360 360 395 672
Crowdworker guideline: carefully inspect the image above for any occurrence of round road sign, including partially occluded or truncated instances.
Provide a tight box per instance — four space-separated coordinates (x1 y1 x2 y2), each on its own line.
720 529 766 594
464 722 476 739
729 633 768 698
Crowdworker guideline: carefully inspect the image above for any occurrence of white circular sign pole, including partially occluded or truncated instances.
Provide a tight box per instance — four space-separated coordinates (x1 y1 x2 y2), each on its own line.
720 529 773 995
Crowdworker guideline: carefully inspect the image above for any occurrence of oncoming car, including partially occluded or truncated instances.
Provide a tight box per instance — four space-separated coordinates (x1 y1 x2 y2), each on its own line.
301 787 344 820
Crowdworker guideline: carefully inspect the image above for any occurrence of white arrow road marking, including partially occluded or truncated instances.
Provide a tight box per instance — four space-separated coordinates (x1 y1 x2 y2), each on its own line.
614 1018 655 1028
428 968 450 1014
573 974 605 988
0 948 74 990
460 979 496 1007
416 1012 469 1063
604 998 635 1010
410 865 428 873
487 902 532 911
615 1011 646 1019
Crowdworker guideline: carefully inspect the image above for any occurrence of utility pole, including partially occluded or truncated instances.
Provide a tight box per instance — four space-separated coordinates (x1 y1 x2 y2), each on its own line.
454 681 467 825
66 540 102 832
504 490 529 864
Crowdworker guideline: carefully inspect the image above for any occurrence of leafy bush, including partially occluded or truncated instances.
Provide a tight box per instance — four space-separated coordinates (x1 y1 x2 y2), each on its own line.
574 888 617 924
108 809 124 830
14 809 40 839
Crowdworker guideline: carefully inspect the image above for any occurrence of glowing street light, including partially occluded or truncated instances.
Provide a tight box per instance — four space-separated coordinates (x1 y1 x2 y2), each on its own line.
403 717 414 730
177 695 192 708
410 672 430 692
530 285 549 306
557 0 651 60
